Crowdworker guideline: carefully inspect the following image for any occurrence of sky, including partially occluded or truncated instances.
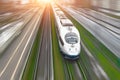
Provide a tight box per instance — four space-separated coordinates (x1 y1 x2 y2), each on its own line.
21 0 29 4
21 0 75 4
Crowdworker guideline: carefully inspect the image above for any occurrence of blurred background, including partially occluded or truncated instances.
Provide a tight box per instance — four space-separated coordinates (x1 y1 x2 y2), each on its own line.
0 0 120 11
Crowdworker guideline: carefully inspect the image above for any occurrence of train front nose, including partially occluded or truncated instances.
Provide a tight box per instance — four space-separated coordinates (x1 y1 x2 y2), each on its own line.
64 49 80 59
63 46 80 59
68 48 80 56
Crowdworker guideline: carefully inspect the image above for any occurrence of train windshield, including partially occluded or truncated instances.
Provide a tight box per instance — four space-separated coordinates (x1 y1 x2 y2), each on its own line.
65 33 78 44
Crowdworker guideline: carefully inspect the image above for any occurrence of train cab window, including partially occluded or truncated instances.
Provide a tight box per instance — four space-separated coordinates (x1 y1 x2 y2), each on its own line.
65 33 78 44
60 19 73 26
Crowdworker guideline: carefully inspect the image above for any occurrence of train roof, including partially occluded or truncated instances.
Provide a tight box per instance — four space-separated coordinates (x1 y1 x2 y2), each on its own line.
59 14 67 19
55 8 61 11
54 5 58 8
60 19 73 26
56 11 64 15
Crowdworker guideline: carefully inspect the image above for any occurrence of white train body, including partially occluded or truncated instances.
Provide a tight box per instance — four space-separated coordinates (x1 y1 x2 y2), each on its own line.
53 5 81 59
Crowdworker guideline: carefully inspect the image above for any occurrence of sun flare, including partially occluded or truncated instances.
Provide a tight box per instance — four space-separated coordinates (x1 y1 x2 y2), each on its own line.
37 0 52 3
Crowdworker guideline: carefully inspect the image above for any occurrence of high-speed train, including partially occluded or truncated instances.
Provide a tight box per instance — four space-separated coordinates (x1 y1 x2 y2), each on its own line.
53 5 81 59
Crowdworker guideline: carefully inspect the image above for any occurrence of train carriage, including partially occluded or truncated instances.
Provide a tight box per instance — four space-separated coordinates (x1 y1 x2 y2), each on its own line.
53 5 81 59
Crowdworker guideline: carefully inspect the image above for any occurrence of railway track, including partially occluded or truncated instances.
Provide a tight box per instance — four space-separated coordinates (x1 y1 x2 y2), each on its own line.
0 8 35 28
35 5 53 80
71 8 120 35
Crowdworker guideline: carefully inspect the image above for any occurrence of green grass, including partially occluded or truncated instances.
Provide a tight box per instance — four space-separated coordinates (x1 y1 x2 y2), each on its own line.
62 9 120 80
50 6 66 80
65 61 75 80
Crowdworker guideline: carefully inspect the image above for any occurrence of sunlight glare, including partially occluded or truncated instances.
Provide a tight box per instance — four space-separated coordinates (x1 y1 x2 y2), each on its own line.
37 0 52 3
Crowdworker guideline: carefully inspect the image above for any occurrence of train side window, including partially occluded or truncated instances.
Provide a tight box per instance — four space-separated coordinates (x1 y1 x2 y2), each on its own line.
60 20 62 24
59 36 64 46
